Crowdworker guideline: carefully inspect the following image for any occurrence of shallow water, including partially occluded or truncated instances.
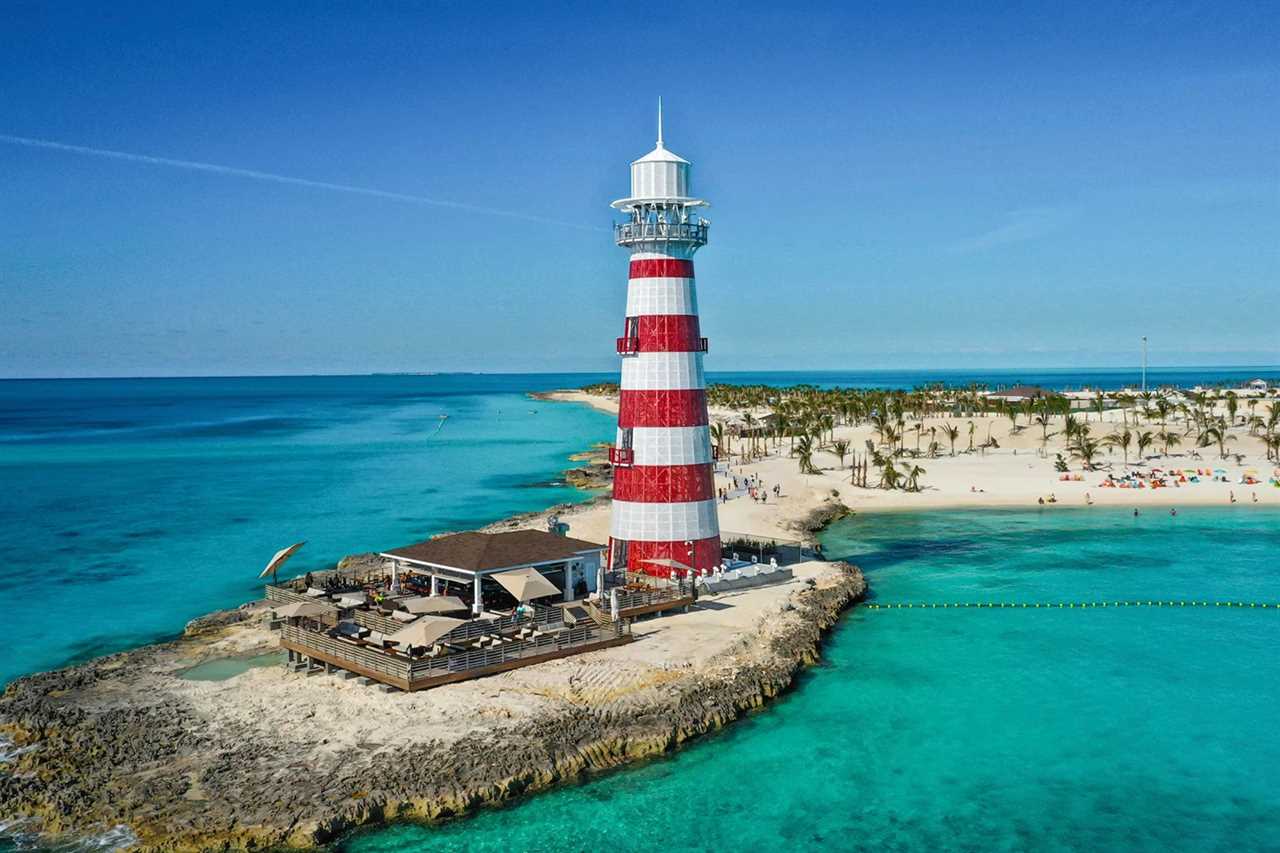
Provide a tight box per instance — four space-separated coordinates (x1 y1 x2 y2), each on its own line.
340 507 1280 852
177 651 283 682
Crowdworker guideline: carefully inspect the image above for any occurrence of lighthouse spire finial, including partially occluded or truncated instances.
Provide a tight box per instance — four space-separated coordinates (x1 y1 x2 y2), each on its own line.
657 96 664 148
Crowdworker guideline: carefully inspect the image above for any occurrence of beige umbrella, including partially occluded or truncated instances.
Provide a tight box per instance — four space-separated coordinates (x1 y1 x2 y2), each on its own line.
401 595 469 615
492 567 561 602
259 541 306 583
644 557 693 572
273 600 334 619
387 615 466 648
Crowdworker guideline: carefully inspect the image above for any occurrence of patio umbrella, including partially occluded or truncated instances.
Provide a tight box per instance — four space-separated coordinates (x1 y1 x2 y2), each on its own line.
643 557 693 572
335 591 367 608
259 541 306 583
387 615 466 649
492 567 561 602
273 600 334 619
401 595 468 615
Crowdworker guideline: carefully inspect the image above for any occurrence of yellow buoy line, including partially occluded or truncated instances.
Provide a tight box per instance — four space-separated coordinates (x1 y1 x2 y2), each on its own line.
864 601 1279 611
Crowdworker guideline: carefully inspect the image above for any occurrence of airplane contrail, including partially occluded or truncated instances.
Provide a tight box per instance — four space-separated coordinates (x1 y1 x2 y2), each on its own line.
0 133 605 232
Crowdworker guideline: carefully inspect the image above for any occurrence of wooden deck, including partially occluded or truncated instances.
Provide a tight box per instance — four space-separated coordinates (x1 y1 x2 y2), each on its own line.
278 619 631 692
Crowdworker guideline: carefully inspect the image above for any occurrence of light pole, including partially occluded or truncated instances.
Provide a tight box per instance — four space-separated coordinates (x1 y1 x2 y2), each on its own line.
1141 336 1148 393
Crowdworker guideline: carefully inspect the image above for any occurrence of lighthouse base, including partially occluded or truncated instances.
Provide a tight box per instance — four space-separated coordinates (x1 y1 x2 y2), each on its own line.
609 536 720 579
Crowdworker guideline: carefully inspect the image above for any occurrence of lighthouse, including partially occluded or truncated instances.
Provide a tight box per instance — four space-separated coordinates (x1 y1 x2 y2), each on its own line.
607 101 719 578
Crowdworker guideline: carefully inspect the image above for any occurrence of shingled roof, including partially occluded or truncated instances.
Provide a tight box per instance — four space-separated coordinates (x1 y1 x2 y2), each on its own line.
381 530 604 573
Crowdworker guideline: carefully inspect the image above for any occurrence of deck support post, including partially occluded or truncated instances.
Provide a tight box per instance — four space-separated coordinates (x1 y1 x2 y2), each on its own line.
473 574 483 616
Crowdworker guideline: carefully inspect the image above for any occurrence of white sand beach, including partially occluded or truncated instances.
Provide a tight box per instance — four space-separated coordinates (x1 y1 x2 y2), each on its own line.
539 387 1279 546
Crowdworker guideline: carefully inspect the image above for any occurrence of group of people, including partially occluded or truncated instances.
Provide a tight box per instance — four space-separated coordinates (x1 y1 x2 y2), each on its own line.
719 471 782 505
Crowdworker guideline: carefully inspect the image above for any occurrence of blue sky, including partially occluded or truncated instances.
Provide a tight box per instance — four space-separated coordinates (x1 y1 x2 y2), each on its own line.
2 1 1276 377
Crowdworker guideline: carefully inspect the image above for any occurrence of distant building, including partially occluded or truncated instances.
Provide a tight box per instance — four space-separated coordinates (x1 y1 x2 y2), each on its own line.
1247 378 1270 392
987 385 1055 403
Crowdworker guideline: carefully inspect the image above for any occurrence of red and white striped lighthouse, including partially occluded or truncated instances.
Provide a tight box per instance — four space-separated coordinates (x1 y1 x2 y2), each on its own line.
607 101 719 578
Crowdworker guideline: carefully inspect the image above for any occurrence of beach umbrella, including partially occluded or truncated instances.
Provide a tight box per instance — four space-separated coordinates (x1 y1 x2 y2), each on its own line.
492 567 561 602
273 600 334 619
259 541 306 584
335 591 368 608
387 615 466 649
643 557 693 572
401 595 469 615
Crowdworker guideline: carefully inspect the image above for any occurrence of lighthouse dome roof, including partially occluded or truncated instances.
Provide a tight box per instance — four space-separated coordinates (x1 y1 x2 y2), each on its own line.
633 143 690 166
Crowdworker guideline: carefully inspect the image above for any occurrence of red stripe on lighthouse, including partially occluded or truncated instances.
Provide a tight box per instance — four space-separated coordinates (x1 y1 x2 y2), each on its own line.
632 315 703 352
629 258 694 279
613 463 715 503
618 389 708 428
624 537 722 578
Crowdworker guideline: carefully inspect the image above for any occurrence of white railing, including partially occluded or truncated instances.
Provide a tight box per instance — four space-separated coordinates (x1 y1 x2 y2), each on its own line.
615 221 709 245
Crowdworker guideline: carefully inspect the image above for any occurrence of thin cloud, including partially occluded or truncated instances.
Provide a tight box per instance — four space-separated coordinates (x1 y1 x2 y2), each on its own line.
0 133 604 232
947 207 1076 254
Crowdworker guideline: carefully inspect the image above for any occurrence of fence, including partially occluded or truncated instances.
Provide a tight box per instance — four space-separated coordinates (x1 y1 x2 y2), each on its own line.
280 624 411 683
282 616 629 689
720 530 817 565
408 620 629 679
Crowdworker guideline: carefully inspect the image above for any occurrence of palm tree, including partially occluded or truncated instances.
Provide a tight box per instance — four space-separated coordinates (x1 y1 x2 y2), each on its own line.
830 438 850 469
1034 399 1053 443
905 464 926 492
882 424 901 454
710 421 725 459
1136 430 1155 462
1158 428 1181 457
795 434 817 475
967 420 975 452
1199 421 1236 459
878 458 901 490
1071 436 1103 470
741 412 758 459
942 423 960 456
1103 429 1133 467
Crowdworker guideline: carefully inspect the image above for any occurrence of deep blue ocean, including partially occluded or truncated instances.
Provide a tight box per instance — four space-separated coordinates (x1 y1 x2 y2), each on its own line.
1 369 1277 851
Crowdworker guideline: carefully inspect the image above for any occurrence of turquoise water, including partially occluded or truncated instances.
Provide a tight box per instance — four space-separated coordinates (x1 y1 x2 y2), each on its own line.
7 368 1271 688
0 374 616 686
341 507 1280 852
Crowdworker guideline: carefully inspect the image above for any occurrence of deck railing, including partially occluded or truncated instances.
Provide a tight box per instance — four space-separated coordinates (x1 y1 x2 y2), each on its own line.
282 617 629 687
281 624 411 681
352 610 403 635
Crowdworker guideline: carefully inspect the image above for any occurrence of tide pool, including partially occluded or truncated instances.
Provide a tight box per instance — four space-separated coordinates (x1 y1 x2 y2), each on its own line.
341 507 1280 852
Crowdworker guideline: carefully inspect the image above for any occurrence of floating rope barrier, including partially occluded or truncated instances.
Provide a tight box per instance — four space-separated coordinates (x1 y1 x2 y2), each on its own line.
864 601 1279 610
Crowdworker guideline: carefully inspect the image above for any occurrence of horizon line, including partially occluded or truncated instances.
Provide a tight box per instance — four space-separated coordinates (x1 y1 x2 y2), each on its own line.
2 365 1277 382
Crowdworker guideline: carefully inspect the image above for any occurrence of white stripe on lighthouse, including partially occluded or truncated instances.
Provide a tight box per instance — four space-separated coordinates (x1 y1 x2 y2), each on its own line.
620 351 706 391
610 498 721 541
625 278 699 317
616 425 714 466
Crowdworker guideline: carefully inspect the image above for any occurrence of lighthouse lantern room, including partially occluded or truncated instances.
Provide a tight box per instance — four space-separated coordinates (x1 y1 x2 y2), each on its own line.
608 101 719 579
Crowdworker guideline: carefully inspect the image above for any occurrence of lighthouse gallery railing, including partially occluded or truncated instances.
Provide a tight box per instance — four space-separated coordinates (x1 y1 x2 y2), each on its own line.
615 221 708 245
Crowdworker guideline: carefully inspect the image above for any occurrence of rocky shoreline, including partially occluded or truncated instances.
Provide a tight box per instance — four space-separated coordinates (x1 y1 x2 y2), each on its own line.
0 561 865 851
